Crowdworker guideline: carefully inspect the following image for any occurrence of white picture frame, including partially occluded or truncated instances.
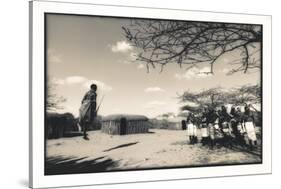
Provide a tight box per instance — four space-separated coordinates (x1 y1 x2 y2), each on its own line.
29 0 272 188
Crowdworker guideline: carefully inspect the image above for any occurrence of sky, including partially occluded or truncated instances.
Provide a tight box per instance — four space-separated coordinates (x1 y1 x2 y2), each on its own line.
46 14 261 118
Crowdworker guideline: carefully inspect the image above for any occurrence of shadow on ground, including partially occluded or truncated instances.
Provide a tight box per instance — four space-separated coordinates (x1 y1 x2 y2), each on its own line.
63 131 84 138
45 156 118 175
103 142 139 152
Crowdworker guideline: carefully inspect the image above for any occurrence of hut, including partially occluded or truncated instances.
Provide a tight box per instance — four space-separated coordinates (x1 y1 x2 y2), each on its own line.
101 114 149 135
165 116 187 130
46 112 78 139
149 116 186 130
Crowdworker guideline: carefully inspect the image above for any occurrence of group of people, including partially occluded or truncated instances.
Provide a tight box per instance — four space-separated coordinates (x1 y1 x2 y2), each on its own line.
185 105 258 150
79 83 259 148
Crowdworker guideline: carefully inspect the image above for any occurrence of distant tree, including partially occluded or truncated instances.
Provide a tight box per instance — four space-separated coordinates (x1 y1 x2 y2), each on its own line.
158 112 175 118
177 110 189 117
179 84 261 113
123 20 261 73
47 79 66 111
180 87 228 111
227 84 261 110
180 104 201 114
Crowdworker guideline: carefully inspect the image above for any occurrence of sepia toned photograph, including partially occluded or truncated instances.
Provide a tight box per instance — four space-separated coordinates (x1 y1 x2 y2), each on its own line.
44 13 262 175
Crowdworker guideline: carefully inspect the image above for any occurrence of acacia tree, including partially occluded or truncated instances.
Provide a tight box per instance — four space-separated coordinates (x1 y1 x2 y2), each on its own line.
227 84 261 110
179 84 261 113
47 79 66 112
180 87 228 112
123 20 261 73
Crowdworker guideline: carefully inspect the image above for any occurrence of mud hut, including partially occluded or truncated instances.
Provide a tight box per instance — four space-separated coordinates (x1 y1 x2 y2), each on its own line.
46 112 78 139
101 114 149 135
165 116 187 130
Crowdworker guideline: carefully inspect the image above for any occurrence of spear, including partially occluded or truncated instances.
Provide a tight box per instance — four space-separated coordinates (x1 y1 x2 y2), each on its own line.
95 95 105 115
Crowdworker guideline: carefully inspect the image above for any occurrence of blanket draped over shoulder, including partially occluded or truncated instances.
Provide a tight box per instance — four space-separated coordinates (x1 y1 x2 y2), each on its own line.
79 100 91 123
79 90 97 124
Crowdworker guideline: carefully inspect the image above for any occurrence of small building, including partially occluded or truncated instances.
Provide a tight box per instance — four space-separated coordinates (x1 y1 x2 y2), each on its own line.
46 112 78 139
146 116 187 130
165 116 187 130
101 114 149 135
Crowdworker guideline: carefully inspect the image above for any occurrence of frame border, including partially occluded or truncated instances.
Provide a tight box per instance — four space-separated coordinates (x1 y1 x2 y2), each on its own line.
30 1 272 188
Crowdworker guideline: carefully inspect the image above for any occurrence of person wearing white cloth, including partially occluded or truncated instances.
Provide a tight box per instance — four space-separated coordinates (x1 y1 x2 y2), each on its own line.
200 108 209 146
187 113 197 144
235 107 246 145
207 107 218 149
219 106 233 148
243 105 257 150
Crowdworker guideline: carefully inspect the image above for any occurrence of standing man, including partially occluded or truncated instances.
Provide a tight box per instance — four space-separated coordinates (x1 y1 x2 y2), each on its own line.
200 107 209 146
79 84 97 140
243 105 257 150
236 107 246 136
207 107 218 149
233 106 246 145
181 120 187 130
230 106 240 141
187 112 197 144
220 105 232 147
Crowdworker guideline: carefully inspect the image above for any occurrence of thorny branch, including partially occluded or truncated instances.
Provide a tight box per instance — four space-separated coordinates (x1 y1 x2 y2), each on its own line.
123 21 261 74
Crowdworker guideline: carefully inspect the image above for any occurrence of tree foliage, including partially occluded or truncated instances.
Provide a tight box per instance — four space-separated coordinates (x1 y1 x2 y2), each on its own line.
180 87 228 111
123 20 261 73
47 79 66 111
227 84 261 106
179 84 261 112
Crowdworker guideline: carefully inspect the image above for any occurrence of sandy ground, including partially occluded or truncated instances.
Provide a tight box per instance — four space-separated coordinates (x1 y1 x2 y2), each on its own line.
46 129 261 174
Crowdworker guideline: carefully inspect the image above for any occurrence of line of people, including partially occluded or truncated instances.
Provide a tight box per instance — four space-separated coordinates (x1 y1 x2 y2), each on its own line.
186 104 258 150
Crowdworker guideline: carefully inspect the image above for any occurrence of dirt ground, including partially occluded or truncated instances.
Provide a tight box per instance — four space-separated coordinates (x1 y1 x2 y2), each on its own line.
46 129 261 175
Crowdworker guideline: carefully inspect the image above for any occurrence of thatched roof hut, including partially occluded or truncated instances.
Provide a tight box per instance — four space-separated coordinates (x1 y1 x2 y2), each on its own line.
101 114 149 135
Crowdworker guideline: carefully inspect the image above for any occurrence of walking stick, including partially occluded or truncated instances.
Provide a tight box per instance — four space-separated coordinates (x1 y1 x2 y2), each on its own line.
95 95 105 115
